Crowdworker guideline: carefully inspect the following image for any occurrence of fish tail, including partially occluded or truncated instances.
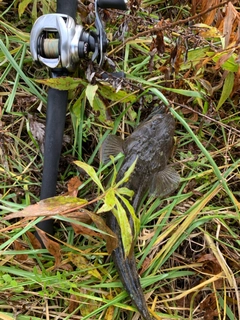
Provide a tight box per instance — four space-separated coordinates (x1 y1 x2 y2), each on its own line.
107 213 152 320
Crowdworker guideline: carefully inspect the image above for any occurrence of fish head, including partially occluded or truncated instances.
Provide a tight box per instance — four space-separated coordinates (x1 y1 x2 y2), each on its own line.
124 111 175 169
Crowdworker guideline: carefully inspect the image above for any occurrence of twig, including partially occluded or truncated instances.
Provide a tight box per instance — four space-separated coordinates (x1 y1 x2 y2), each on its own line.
171 100 240 135
112 0 237 53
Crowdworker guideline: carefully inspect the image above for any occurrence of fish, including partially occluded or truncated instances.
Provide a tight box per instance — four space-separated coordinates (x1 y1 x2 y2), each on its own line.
101 107 180 319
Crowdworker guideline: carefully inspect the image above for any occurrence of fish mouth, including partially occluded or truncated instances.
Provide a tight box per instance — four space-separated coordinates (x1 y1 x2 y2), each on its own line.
144 105 169 121
147 110 174 128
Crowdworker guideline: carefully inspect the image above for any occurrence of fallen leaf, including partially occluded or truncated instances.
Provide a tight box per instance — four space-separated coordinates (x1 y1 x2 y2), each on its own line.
202 0 219 26
67 176 82 197
67 208 118 253
26 231 42 250
84 210 118 254
69 294 80 314
222 2 239 48
36 228 62 268
197 253 223 289
13 240 28 262
139 257 151 275
4 196 88 220
68 253 88 268
200 293 218 320
71 222 102 238
151 20 165 55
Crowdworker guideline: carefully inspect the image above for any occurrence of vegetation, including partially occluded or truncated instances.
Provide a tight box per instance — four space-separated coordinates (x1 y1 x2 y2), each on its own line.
0 0 240 319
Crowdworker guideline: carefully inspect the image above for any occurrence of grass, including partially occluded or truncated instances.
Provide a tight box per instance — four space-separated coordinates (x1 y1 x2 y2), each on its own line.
1 0 240 319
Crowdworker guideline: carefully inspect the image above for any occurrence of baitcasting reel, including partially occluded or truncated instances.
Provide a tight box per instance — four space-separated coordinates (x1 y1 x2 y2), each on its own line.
30 0 127 70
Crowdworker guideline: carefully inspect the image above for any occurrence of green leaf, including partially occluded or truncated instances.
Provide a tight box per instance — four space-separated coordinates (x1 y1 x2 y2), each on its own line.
112 197 133 257
160 86 203 98
116 157 138 187
18 0 32 18
110 156 119 186
71 94 85 118
221 57 239 72
85 84 113 125
99 83 136 103
85 84 98 107
97 188 116 213
0 312 14 320
208 52 239 72
216 72 234 110
74 161 104 192
117 187 135 198
35 77 85 90
117 193 140 239
93 94 113 125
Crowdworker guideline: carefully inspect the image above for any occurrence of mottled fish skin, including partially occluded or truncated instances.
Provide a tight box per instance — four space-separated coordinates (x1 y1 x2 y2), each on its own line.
104 109 179 320
119 111 177 206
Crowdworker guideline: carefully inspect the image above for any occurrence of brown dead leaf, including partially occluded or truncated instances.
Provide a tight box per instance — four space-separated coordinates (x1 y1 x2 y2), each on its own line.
231 65 240 96
13 240 28 262
200 293 218 320
67 209 102 238
129 0 141 14
68 208 118 254
36 228 62 268
202 0 220 26
150 20 165 55
66 209 93 224
222 2 239 48
26 231 42 250
159 66 171 81
197 253 222 273
170 40 183 74
60 263 73 271
4 196 87 221
69 294 80 314
84 210 118 254
197 253 223 289
139 256 151 275
67 176 82 197
71 223 102 238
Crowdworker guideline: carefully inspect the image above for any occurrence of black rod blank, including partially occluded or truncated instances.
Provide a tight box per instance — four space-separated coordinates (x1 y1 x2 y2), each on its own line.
37 0 77 239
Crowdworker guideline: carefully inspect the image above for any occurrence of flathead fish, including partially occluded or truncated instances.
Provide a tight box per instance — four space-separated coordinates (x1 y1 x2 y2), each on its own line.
101 108 180 319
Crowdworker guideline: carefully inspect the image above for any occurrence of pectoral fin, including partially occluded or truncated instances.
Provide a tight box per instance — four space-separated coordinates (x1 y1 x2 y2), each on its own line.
150 166 180 198
100 135 124 164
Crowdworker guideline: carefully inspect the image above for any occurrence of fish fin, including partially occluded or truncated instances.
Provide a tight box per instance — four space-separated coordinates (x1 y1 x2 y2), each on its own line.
100 135 124 163
150 166 180 198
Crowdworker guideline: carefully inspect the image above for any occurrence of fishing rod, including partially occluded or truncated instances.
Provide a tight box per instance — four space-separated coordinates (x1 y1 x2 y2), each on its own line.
30 0 127 241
